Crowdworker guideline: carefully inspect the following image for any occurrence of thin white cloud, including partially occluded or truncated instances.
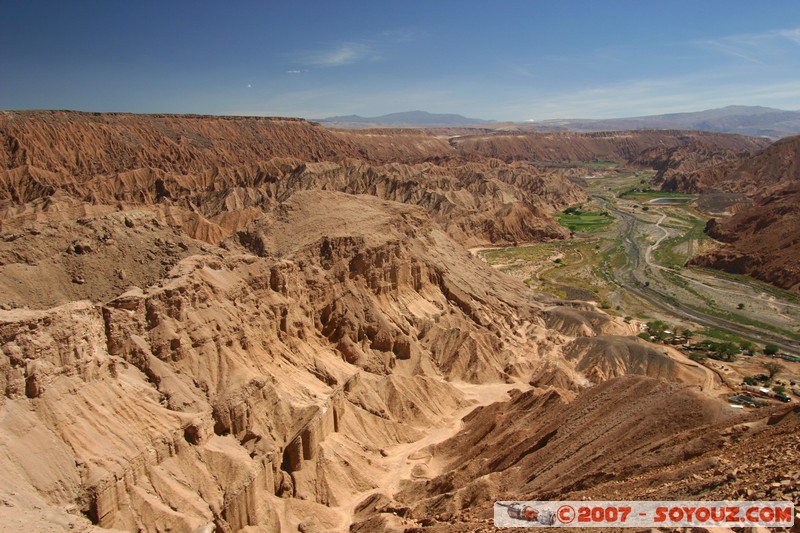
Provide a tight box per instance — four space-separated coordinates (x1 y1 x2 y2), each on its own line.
699 39 767 65
232 24 800 121
513 65 536 79
777 27 800 45
693 26 800 64
304 42 380 67
293 28 415 68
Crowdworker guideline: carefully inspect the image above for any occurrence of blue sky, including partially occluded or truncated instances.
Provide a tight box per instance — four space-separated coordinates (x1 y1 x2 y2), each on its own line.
1 1 799 120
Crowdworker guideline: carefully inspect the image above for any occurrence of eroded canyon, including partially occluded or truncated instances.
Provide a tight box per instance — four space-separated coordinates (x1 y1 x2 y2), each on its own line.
1 111 798 532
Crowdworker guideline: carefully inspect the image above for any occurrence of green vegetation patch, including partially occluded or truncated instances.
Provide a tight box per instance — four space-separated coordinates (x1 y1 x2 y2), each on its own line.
581 160 620 170
481 245 553 265
557 207 614 232
651 211 709 269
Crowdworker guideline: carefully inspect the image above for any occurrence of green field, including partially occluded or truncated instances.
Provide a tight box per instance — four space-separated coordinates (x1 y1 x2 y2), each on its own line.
579 160 621 170
481 237 625 309
700 327 749 345
556 209 614 232
480 170 800 342
481 245 554 264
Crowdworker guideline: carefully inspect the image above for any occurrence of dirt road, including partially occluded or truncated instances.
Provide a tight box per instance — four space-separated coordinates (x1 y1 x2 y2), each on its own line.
604 199 800 355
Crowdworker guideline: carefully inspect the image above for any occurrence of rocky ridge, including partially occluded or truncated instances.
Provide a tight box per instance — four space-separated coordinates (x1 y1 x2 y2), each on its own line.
686 136 800 293
642 136 771 193
0 188 644 531
450 129 768 164
360 377 800 532
1 111 797 532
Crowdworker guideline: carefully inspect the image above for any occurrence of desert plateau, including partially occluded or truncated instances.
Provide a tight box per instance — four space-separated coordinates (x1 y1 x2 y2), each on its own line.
0 109 799 533
3 2 800 532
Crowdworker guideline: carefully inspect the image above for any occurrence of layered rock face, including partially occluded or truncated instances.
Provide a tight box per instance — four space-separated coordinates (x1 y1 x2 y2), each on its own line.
450 129 768 164
687 136 800 293
640 136 771 193
1 112 795 532
1 180 634 531
0 112 586 250
328 128 453 163
0 191 529 531
0 111 361 175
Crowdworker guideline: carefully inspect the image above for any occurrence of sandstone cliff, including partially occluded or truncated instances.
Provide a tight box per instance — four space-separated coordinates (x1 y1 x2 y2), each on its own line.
641 136 770 193
450 129 768 164
1 186 628 531
689 136 800 293
1 112 794 532
1 112 588 251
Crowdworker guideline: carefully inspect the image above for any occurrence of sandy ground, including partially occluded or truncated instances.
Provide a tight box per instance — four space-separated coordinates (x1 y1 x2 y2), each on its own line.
332 381 527 530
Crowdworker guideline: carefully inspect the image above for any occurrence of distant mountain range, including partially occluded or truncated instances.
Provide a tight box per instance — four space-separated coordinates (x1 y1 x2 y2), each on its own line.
316 110 492 128
318 106 800 138
533 105 800 139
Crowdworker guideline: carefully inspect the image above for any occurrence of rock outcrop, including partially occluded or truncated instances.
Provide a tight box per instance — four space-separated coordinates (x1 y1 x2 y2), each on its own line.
688 136 800 293
1 189 599 531
635 135 770 193
358 375 800 531
451 129 768 164
2 111 794 532
1 112 589 251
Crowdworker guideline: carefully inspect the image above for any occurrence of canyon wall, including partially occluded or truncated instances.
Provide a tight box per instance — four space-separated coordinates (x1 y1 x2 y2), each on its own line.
687 136 800 293
2 112 794 532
